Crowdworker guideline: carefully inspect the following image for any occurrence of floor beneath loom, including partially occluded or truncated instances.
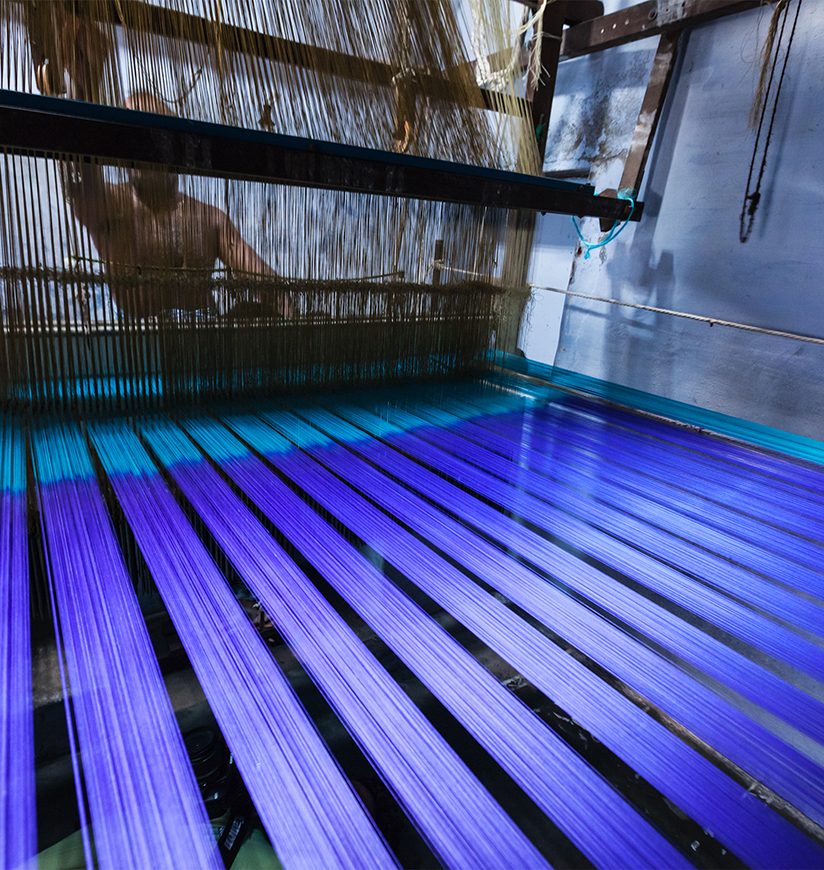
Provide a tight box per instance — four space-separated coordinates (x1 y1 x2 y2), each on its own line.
21 374 824 868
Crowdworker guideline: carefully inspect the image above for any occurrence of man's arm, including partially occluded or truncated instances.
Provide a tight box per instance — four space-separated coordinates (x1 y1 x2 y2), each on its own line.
218 216 291 317
59 160 112 239
218 217 275 277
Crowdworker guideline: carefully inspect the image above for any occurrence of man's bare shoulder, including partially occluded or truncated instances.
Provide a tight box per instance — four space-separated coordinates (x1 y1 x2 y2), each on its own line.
179 194 226 223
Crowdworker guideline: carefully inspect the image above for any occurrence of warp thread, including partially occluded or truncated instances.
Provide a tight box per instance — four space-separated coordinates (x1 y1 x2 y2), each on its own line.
31 424 221 870
139 418 547 870
302 400 824 854
0 420 35 869
189 413 682 869
89 423 393 869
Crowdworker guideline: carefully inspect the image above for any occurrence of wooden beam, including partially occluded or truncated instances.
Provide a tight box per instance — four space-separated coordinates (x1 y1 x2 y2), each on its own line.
598 31 680 230
528 1 566 162
68 0 526 116
0 89 641 221
499 0 587 353
561 0 769 59
512 0 605 25
99 0 384 84
619 31 680 195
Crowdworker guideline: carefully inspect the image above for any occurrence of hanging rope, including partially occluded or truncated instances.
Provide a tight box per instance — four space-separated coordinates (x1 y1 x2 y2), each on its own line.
739 0 803 243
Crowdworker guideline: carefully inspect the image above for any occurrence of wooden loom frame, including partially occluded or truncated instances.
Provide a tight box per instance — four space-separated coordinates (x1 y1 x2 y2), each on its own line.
0 2 773 251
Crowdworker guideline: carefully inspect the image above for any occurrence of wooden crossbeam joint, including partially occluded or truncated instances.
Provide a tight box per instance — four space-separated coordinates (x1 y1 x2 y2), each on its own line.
528 2 567 163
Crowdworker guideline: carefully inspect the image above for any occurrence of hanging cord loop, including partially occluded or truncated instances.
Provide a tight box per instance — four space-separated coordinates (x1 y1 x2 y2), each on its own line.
740 0 803 243
571 190 636 260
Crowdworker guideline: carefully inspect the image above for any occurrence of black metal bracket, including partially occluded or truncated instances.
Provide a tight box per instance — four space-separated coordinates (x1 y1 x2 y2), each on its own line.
0 90 641 222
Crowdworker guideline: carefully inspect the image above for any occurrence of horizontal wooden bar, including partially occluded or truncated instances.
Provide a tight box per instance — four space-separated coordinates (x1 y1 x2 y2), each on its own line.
511 0 605 26
0 90 641 220
85 1 528 116
561 0 768 59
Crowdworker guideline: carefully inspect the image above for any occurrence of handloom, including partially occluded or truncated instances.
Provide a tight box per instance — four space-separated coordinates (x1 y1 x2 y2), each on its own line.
0 0 529 410
1 1 823 868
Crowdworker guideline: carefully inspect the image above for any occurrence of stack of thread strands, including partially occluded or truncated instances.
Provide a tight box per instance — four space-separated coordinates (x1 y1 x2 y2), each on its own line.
0 149 506 410
4 378 824 866
0 0 539 411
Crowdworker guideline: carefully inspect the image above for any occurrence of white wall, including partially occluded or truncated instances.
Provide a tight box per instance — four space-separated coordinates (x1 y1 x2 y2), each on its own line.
518 213 577 362
523 1 824 440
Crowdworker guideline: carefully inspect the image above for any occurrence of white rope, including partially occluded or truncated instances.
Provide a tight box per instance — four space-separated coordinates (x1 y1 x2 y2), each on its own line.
529 283 824 347
470 0 554 90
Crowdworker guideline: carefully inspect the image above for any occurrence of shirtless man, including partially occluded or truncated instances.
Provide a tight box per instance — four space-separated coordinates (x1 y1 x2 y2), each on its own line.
28 11 284 319
63 90 280 318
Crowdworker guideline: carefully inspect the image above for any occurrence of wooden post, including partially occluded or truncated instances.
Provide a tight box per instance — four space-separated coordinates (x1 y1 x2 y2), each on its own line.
620 31 680 196
528 1 566 162
598 31 680 230
499 0 568 353
432 239 444 286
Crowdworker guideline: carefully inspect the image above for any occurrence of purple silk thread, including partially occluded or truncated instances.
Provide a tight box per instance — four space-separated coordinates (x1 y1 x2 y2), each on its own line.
32 425 221 870
187 413 684 870
410 384 824 552
280 405 824 863
560 394 824 498
384 406 824 740
88 423 394 870
0 421 36 869
513 401 824 548
478 402 824 592
326 403 824 777
139 418 546 870
430 399 824 638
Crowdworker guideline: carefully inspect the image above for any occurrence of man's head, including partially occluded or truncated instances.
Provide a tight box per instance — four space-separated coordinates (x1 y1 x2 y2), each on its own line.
125 91 180 209
125 90 172 116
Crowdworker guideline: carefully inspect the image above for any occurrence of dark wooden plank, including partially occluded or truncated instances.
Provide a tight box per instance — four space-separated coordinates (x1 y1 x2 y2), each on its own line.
597 31 680 231
620 31 680 194
0 90 641 221
511 0 605 26
561 0 768 58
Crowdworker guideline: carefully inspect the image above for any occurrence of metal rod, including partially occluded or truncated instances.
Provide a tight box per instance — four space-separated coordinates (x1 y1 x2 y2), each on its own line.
531 284 824 346
528 2 566 161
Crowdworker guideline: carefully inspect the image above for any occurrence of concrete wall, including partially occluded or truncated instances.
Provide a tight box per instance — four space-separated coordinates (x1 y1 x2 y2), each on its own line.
524 1 824 440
